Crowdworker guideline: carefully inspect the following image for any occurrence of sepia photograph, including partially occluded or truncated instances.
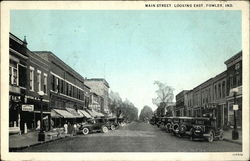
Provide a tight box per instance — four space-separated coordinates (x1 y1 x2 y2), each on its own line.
1 1 249 160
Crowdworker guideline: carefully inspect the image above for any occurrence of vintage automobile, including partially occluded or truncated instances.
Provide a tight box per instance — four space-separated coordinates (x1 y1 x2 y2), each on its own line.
164 117 174 133
171 117 181 136
177 117 195 137
79 117 114 135
189 117 224 142
107 117 119 130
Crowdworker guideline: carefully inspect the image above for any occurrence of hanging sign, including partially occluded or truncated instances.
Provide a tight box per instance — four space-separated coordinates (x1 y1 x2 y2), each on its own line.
22 105 34 111
233 105 239 111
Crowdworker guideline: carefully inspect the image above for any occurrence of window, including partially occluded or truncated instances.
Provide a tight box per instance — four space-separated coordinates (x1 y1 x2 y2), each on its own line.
9 61 18 85
52 75 55 91
29 67 34 91
218 83 221 98
55 77 59 93
214 85 217 99
230 76 233 89
60 79 64 94
222 81 225 98
44 73 47 94
68 84 71 96
37 70 41 92
236 74 241 86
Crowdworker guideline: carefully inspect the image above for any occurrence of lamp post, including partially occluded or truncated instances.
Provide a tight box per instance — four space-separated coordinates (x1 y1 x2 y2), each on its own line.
231 88 239 140
38 91 45 141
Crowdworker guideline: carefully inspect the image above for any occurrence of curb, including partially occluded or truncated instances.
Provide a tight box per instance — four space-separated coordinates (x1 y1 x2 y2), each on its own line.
9 136 69 152
223 138 242 145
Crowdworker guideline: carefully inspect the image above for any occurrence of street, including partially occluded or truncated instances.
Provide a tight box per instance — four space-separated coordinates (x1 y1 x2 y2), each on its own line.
20 122 242 152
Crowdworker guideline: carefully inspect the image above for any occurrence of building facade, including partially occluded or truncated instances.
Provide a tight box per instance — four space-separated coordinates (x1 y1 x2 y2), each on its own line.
84 78 110 113
225 51 242 128
175 90 189 116
9 33 29 132
170 51 242 130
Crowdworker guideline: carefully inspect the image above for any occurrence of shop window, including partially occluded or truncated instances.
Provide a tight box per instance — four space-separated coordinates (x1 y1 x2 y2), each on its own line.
44 73 47 94
29 66 34 91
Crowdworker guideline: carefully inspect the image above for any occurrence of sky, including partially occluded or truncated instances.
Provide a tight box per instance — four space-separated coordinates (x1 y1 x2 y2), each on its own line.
10 10 241 113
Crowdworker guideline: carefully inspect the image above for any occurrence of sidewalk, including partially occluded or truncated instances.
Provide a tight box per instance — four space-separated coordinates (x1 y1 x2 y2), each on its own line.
9 129 69 151
223 128 242 145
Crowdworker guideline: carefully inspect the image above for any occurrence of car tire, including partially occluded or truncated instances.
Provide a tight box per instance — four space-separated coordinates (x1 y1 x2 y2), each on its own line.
82 128 89 135
101 126 109 133
110 125 116 130
207 130 214 142
219 131 224 141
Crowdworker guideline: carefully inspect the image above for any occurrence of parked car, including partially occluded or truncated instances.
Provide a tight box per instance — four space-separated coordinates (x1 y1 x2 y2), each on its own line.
189 117 224 142
107 117 119 130
171 117 181 136
79 117 110 135
177 117 195 137
164 117 174 133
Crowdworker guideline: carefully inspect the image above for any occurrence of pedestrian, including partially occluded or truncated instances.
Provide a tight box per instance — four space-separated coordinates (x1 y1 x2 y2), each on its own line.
68 122 73 136
36 120 41 130
73 123 77 136
64 121 68 134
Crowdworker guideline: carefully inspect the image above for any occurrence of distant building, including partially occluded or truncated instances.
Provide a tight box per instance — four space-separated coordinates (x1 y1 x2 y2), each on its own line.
175 90 189 116
85 78 110 113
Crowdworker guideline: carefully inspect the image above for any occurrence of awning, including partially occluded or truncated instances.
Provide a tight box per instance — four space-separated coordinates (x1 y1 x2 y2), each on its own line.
66 108 82 118
51 109 75 118
78 109 92 118
86 109 104 117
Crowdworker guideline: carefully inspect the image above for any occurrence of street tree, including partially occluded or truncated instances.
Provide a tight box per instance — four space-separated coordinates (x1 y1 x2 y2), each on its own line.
139 105 153 122
152 81 174 116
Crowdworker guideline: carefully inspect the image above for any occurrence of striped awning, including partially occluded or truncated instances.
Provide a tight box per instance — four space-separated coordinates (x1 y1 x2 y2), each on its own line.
51 109 75 118
86 109 104 117
66 108 82 118
78 109 92 118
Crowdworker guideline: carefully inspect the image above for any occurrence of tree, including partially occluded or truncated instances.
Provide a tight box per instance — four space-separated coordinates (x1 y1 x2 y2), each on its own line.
152 81 174 116
109 91 138 121
139 105 153 122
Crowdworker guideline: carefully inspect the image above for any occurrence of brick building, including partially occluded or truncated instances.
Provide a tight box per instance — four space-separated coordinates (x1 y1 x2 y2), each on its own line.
175 90 188 116
9 33 29 132
225 51 242 128
85 78 110 114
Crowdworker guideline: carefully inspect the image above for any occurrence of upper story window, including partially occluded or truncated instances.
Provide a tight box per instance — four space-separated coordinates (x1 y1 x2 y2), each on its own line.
37 70 41 92
235 63 240 70
56 77 59 93
51 75 55 91
44 73 47 94
29 66 34 91
9 60 18 86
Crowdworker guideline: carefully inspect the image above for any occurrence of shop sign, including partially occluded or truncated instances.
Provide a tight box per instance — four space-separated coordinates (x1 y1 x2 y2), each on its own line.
233 105 239 111
22 105 34 111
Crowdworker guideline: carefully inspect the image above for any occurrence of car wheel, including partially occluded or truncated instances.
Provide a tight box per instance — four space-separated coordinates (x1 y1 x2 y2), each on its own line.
219 131 224 141
208 130 214 142
101 126 109 133
110 125 116 130
82 128 89 135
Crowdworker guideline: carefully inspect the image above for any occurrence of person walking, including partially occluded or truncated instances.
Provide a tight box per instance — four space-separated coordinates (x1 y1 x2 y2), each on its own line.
64 122 68 134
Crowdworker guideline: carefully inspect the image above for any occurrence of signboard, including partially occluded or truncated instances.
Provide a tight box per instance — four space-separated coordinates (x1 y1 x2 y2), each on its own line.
22 105 34 112
233 105 239 111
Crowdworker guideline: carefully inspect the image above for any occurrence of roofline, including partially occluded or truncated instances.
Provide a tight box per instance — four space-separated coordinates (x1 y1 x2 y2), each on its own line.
34 51 85 82
224 50 242 65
